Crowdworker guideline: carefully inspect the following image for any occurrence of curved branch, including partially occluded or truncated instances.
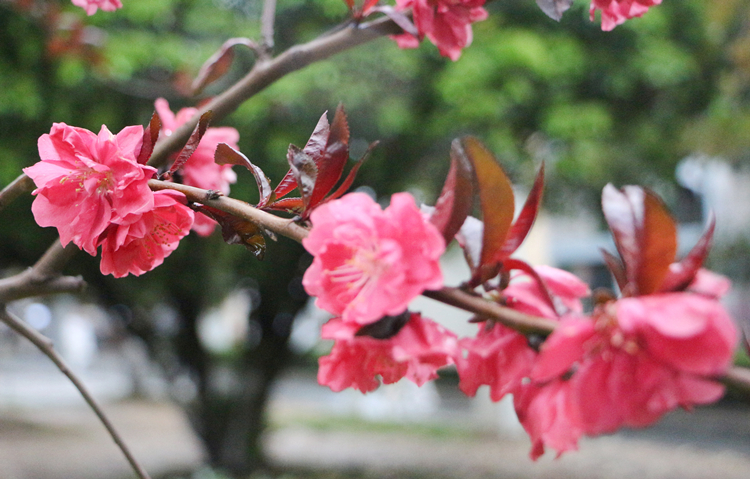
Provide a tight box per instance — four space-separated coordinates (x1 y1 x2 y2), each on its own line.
0 308 151 479
148 15 403 167
0 240 85 303
0 173 34 213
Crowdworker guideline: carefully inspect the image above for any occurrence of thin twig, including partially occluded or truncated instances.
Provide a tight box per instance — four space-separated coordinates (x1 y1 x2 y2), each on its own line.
149 179 310 244
0 240 85 303
0 307 152 479
260 0 277 55
0 173 34 212
148 15 403 167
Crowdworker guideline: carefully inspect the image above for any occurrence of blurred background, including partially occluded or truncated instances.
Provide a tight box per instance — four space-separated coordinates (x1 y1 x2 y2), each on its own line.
2 0 750 478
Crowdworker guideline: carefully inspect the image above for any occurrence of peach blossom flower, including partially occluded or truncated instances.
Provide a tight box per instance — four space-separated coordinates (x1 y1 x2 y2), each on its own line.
24 123 156 255
590 0 662 31
303 192 445 325
71 0 123 16
99 190 194 277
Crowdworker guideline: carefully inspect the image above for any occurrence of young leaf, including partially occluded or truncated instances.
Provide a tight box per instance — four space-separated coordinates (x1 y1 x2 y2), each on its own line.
163 110 212 180
273 111 330 200
602 183 640 288
192 38 258 95
636 189 677 295
196 205 266 259
600 248 627 292
287 145 318 213
308 104 350 209
324 140 377 203
503 258 558 315
660 215 715 292
214 143 273 207
535 0 574 21
263 197 305 214
429 138 475 246
460 137 515 272
498 163 545 259
137 111 161 165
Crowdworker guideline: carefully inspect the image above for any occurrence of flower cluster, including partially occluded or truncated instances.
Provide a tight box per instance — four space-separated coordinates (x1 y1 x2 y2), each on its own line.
590 0 662 31
155 98 239 236
25 123 194 277
393 0 488 61
71 0 123 16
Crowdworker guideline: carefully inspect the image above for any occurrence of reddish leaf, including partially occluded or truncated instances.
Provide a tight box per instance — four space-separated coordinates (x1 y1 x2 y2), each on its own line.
214 143 273 207
287 145 318 213
163 111 212 180
273 112 330 200
308 104 350 208
498 163 545 259
602 183 640 287
192 38 257 95
342 0 355 10
636 189 677 295
137 111 161 165
460 137 515 272
264 197 305 214
196 205 266 259
660 215 716 292
324 140 377 203
503 258 558 315
600 248 627 292
429 138 475 246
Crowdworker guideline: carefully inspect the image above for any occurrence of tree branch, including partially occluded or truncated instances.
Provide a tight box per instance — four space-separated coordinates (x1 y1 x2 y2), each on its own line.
148 179 310 244
0 173 34 213
0 240 85 303
148 15 403 167
0 307 152 479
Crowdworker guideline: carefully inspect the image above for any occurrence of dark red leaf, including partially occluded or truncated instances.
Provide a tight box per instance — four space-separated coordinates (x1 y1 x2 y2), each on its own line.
429 138 475 247
600 248 627 292
602 183 640 288
459 137 515 274
308 104 350 209
196 205 266 259
214 143 273 207
192 38 258 95
636 189 677 295
272 111 330 200
163 110 212 180
264 197 305 214
287 145 317 213
660 214 715 292
498 163 545 259
137 111 161 165
324 140 377 203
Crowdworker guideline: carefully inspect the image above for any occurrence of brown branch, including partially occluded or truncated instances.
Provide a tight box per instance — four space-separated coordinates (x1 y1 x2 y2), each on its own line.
0 307 151 479
148 15 403 167
0 173 34 212
0 240 85 303
148 179 310 244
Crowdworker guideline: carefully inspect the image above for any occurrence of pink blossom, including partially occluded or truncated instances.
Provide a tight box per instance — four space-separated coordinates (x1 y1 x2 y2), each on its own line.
302 192 445 325
457 267 589 402
393 0 488 61
526 293 736 454
71 0 123 16
589 0 662 31
155 98 239 236
318 313 459 393
24 123 156 255
514 379 582 460
99 190 194 277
